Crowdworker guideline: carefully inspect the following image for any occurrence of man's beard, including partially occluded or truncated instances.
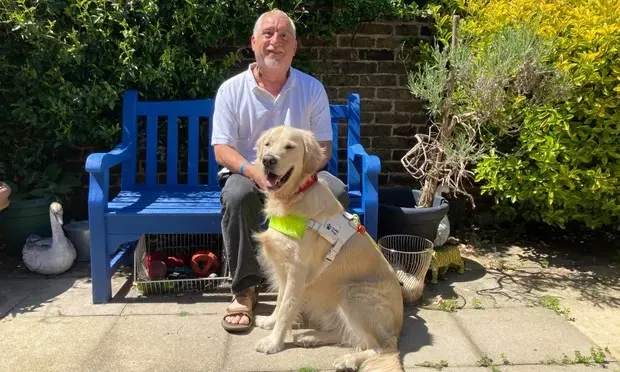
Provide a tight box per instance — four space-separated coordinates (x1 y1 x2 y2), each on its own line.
262 55 282 69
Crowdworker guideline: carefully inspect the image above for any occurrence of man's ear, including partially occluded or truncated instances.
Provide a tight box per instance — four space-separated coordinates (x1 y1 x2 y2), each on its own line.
301 130 325 175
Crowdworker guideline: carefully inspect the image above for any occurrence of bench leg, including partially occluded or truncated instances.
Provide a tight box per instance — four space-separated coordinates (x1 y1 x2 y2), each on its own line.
89 223 112 304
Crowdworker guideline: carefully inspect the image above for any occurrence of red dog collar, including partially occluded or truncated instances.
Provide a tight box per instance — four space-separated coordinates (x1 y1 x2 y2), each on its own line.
295 173 318 194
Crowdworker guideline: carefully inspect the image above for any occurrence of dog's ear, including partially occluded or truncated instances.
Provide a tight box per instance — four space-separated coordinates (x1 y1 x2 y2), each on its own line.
301 130 325 175
255 130 269 165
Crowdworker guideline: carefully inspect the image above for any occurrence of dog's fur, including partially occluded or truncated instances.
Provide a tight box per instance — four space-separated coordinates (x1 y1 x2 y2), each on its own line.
251 125 405 372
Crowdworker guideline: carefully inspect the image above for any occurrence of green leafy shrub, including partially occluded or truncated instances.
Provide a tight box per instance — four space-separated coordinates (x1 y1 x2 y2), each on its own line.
0 0 422 198
450 0 620 228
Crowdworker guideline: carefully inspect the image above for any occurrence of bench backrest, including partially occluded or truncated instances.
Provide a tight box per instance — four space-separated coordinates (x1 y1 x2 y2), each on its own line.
118 90 362 191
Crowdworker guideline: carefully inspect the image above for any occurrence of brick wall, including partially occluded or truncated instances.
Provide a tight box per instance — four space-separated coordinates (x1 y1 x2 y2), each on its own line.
297 20 433 186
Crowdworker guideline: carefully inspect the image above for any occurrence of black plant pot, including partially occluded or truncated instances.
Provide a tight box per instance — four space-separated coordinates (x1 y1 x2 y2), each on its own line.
378 187 449 242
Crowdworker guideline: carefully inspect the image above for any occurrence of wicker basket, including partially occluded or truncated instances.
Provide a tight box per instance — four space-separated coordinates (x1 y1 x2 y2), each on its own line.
378 234 434 305
133 233 232 295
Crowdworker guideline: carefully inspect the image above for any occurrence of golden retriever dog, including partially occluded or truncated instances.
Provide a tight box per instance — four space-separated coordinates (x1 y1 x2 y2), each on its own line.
251 125 405 372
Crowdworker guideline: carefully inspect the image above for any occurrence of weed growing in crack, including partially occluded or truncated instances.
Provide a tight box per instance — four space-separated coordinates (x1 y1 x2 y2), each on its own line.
438 298 458 312
420 360 449 370
538 295 575 321
472 297 484 309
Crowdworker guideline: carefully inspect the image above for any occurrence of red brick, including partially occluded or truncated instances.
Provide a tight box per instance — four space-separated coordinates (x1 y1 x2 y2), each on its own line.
397 74 410 86
379 174 389 185
323 74 360 87
356 23 394 35
377 61 407 74
376 37 406 49
339 87 375 100
392 149 410 161
361 112 376 124
410 114 430 126
372 136 412 149
297 47 321 60
395 24 420 36
338 35 376 48
375 113 411 125
321 61 342 74
325 87 339 99
340 61 377 74
359 49 395 61
366 148 392 161
394 99 426 113
360 124 392 137
376 88 412 100
300 36 336 47
389 173 418 186
360 74 398 87
392 124 419 136
321 48 358 60
382 161 407 173
420 25 434 37
361 99 393 112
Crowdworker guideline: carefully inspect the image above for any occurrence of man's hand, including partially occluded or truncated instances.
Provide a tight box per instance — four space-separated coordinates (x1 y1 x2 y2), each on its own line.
245 163 270 190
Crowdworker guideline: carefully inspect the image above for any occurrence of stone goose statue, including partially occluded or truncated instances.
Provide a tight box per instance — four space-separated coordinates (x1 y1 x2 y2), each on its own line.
22 202 77 275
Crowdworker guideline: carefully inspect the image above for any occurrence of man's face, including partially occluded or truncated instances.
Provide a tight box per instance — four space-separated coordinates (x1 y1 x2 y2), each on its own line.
251 14 297 71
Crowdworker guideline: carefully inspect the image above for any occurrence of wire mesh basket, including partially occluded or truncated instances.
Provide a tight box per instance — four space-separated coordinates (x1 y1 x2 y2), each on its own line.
133 233 232 295
378 234 434 305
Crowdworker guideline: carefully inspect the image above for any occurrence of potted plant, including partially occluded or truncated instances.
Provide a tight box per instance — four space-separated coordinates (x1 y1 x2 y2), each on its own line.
379 15 569 243
0 163 81 256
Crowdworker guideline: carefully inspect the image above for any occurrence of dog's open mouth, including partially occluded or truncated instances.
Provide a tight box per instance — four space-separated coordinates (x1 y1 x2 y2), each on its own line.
265 167 293 190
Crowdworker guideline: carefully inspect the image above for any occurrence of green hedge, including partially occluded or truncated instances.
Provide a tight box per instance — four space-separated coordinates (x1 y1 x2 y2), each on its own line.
439 0 620 229
0 0 422 197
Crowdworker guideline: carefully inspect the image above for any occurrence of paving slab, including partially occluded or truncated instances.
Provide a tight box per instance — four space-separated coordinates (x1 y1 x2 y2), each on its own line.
421 269 539 310
120 288 231 316
400 308 480 368
82 314 228 372
454 307 612 366
7 277 127 317
0 315 118 372
223 324 356 371
0 279 42 317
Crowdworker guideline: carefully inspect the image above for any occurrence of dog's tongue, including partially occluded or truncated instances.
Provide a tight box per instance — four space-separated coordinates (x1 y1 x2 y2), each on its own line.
265 172 280 188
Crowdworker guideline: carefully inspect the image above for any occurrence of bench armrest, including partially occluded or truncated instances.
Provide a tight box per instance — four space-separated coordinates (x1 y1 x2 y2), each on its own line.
85 145 131 173
348 144 381 240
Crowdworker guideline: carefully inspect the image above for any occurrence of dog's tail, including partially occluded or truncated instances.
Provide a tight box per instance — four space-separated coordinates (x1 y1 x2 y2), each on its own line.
359 349 404 372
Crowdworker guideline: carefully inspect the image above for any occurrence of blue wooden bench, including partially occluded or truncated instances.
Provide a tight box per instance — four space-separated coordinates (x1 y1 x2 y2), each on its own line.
85 90 381 304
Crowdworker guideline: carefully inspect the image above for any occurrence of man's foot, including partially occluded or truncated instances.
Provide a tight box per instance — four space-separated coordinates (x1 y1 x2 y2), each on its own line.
221 286 258 332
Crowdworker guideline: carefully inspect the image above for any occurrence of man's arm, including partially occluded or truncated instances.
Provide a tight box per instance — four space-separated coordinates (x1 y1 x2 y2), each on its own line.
311 84 334 171
213 144 266 187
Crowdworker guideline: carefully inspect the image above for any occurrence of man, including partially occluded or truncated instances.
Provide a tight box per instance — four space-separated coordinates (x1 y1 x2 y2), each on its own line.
211 9 349 332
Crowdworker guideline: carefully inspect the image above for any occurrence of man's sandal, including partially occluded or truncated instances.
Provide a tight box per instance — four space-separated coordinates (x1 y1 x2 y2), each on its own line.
221 287 259 332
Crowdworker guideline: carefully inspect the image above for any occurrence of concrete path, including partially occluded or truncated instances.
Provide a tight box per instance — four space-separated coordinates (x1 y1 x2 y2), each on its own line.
0 242 618 372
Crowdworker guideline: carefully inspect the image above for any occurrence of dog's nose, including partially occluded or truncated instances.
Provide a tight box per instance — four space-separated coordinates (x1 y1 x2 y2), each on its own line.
262 154 277 167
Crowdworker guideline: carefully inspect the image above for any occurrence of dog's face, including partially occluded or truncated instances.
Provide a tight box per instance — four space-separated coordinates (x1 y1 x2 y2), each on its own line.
256 126 325 196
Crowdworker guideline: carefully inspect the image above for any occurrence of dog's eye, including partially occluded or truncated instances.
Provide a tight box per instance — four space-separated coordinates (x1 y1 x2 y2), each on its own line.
265 142 270 147
285 144 294 150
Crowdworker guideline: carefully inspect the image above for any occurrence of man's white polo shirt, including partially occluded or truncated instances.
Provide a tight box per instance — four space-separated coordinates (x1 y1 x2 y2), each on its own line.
210 63 333 170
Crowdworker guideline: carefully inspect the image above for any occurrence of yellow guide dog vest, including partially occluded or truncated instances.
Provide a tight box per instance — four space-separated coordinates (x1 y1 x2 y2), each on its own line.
269 211 364 272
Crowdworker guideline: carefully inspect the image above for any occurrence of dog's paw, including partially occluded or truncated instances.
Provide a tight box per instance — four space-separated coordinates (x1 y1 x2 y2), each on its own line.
293 333 321 348
255 315 275 330
255 336 284 355
334 354 359 371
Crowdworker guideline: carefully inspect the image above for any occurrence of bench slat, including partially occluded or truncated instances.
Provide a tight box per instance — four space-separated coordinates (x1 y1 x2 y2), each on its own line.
188 115 199 185
167 115 178 184
107 190 222 213
146 115 157 185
